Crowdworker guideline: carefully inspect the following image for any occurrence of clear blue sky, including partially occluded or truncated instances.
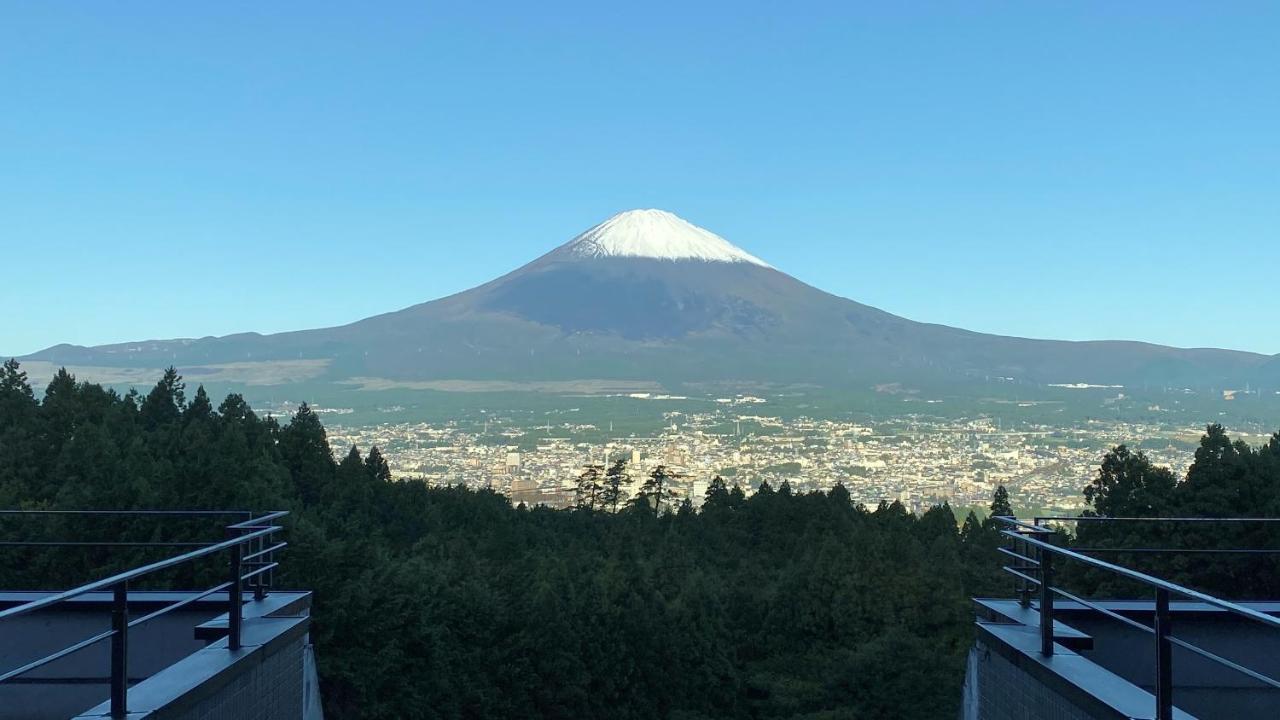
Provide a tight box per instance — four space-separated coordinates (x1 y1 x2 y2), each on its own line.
3 2 1277 357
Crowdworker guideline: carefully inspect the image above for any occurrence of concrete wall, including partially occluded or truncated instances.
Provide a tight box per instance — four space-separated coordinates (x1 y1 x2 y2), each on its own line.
70 612 314 720
965 641 1102 720
164 635 304 720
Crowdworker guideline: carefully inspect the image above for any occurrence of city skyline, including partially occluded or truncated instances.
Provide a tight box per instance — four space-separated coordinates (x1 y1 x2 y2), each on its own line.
322 406 1211 515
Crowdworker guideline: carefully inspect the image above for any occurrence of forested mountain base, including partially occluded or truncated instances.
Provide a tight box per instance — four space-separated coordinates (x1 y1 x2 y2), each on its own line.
4 360 1276 719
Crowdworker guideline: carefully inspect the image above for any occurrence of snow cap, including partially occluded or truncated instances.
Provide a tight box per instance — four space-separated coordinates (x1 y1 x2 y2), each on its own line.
558 209 771 267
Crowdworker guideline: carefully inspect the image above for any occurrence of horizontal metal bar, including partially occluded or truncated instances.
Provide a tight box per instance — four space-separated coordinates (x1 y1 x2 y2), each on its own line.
239 562 279 583
0 676 145 685
242 542 287 563
994 516 1054 533
0 629 115 683
0 525 282 622
1165 635 1280 690
1003 566 1042 587
0 541 212 548
226 511 289 530
1035 516 1280 524
1006 530 1280 631
1049 584 1155 635
1074 547 1280 556
0 510 254 517
998 546 1039 565
127 582 234 629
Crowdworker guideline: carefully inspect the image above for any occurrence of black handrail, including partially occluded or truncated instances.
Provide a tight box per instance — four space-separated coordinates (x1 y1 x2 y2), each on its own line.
1036 515 1280 523
1068 547 1280 555
1001 526 1280 629
0 524 280 621
227 510 289 529
0 541 214 547
0 510 289 719
994 515 1280 720
0 509 256 517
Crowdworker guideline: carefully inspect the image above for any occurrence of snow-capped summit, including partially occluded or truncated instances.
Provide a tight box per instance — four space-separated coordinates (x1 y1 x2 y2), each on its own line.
556 209 772 267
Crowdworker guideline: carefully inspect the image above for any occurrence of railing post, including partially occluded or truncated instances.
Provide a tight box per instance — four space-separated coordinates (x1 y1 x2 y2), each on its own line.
253 531 266 601
1155 588 1173 720
110 581 128 718
1017 536 1032 607
228 536 243 651
266 532 275 596
1039 546 1054 656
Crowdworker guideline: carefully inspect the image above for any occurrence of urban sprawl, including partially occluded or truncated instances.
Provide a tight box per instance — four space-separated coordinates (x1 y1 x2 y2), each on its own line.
301 395 1256 514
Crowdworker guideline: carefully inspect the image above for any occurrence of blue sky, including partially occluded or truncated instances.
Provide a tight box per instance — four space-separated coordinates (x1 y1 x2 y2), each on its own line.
3 2 1277 356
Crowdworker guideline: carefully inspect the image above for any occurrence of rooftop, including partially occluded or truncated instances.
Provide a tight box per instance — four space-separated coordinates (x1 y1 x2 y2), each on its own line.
966 516 1280 720
0 510 317 720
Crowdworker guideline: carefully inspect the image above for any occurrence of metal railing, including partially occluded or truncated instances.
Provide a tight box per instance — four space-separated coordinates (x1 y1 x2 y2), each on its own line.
996 515 1280 720
0 510 288 719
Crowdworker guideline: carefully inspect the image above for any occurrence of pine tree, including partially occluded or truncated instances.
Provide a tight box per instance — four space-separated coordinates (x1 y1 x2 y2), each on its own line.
575 464 604 511
634 465 683 516
676 497 695 518
141 366 185 429
980 485 1015 534
703 475 729 510
959 510 982 544
339 445 365 476
0 359 40 505
829 482 851 507
0 359 37 431
600 458 629 513
329 445 379 517
217 393 255 423
185 386 214 424
0 358 34 406
278 403 336 507
917 503 958 542
989 485 1012 518
365 446 392 483
41 367 80 441
727 483 746 509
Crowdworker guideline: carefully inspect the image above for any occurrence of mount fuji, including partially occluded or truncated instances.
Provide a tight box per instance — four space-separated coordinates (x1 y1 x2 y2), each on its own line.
20 209 1280 391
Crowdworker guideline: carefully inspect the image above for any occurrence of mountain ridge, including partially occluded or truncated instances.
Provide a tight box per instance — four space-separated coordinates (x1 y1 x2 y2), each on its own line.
18 210 1280 391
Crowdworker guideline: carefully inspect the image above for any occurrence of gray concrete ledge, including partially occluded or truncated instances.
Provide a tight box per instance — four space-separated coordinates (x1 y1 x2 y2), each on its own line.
72 593 311 720
977 622 1198 720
